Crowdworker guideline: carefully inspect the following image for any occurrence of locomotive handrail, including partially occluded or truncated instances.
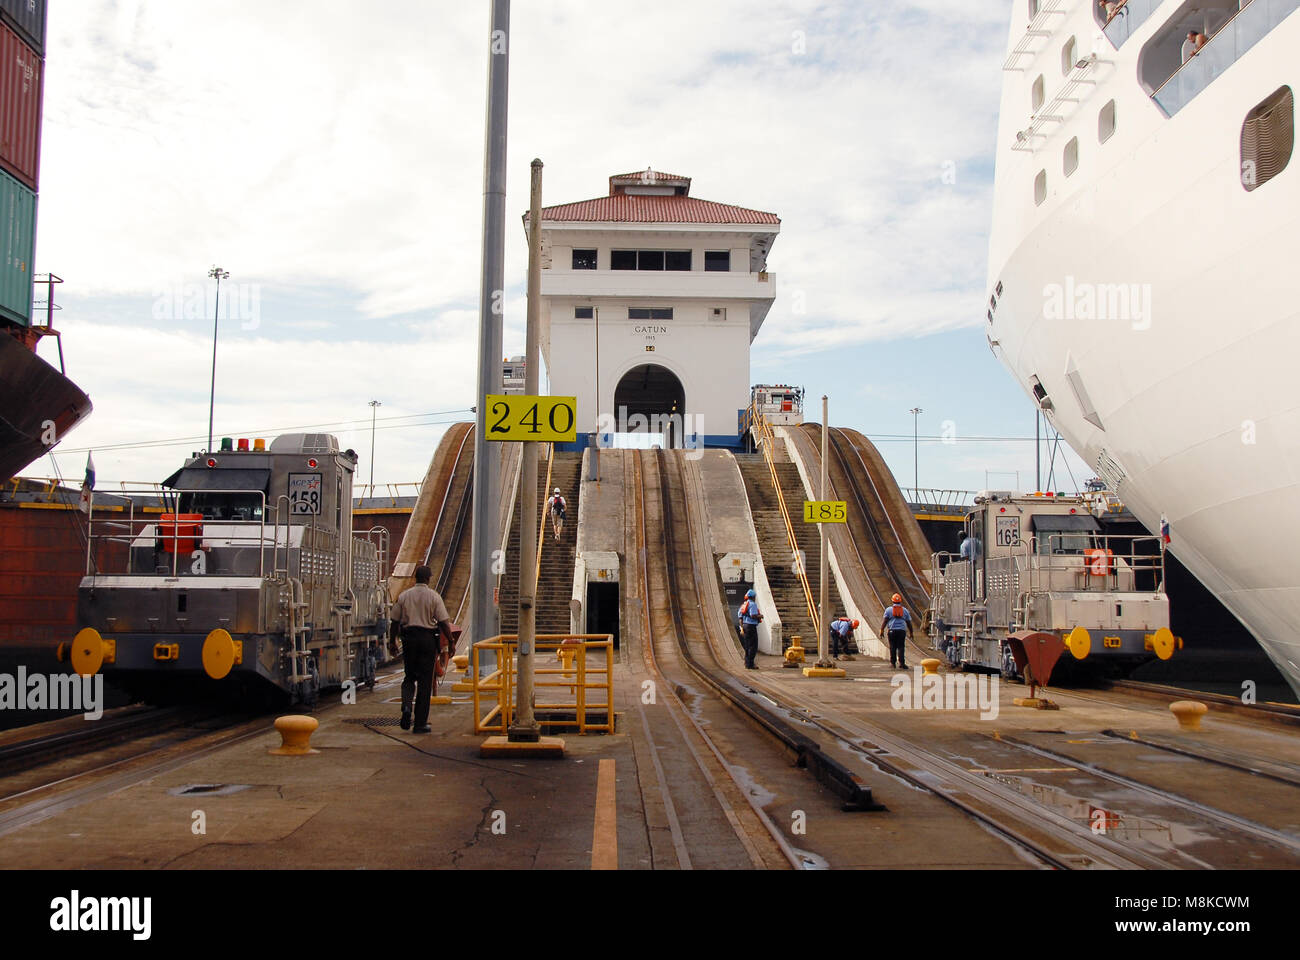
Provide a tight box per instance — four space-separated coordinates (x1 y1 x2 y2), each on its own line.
84 486 272 578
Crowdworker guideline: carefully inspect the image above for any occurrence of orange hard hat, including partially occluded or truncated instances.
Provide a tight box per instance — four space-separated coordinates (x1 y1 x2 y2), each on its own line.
852 619 859 629
891 593 902 603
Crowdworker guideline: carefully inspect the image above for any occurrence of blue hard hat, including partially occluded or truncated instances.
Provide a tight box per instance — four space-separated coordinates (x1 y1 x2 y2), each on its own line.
746 589 756 599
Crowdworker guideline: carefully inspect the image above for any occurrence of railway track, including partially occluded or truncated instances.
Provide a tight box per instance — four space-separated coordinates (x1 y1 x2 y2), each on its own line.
640 449 1300 869
630 450 804 869
0 705 204 779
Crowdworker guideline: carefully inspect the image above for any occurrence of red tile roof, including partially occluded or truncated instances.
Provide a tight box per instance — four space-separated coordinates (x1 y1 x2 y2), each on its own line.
609 169 691 188
539 194 780 225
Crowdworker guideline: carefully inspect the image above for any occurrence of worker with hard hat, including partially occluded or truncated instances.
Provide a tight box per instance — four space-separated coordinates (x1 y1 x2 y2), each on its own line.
878 593 915 670
829 615 859 661
547 487 567 541
736 588 763 670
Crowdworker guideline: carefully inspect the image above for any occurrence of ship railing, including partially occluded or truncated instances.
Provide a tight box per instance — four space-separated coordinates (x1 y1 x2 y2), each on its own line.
84 486 275 579
1098 0 1160 48
1152 0 1300 115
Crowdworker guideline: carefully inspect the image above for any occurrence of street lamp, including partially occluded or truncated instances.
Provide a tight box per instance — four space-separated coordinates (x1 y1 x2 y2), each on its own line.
207 266 230 453
909 407 923 492
368 400 382 491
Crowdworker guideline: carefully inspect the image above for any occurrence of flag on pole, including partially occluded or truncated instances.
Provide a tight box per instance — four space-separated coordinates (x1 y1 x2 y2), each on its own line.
78 452 95 514
1159 514 1171 545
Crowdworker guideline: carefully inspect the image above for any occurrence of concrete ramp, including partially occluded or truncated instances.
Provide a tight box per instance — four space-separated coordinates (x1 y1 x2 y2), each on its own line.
779 424 933 659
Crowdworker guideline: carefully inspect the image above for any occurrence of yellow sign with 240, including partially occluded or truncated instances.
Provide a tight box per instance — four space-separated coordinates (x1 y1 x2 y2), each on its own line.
484 395 577 443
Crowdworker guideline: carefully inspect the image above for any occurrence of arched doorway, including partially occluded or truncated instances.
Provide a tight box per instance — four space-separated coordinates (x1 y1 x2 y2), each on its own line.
613 364 685 448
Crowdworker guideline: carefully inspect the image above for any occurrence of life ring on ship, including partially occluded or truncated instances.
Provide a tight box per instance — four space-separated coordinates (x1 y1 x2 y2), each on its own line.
1084 548 1113 576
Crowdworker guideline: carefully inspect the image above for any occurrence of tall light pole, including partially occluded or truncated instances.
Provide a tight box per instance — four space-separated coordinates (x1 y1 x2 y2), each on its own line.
909 407 922 491
470 0 510 673
368 400 382 491
207 266 230 453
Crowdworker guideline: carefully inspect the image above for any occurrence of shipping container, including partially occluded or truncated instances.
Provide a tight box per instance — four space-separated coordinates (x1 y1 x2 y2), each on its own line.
0 166 34 326
0 18 41 190
0 0 44 58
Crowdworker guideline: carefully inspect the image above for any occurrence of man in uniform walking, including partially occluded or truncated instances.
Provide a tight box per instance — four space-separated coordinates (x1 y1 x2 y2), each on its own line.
390 565 452 733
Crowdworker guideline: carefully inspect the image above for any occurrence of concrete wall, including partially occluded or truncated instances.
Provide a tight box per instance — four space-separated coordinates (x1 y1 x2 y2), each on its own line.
688 450 783 655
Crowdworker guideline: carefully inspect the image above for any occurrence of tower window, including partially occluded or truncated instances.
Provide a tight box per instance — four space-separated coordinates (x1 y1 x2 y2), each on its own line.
1099 99 1117 143
572 249 597 270
1241 86 1294 193
611 250 637 270
705 251 731 272
575 307 594 319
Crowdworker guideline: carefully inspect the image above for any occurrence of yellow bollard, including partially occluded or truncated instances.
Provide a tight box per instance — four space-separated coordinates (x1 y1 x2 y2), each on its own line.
557 643 579 694
783 636 806 668
269 715 320 756
1169 700 1208 732
921 658 941 676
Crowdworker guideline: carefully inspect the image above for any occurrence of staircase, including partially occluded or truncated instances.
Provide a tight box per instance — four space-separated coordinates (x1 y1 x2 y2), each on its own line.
735 455 846 650
498 452 582 636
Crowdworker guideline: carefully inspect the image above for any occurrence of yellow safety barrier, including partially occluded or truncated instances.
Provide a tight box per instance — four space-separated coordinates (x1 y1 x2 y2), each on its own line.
472 634 614 735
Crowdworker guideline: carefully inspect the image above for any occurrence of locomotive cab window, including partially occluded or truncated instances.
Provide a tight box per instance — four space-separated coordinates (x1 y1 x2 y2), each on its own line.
176 492 264 522
1031 514 1100 554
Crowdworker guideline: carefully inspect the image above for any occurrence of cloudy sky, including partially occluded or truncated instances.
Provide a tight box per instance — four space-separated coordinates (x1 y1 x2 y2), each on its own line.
33 0 1090 495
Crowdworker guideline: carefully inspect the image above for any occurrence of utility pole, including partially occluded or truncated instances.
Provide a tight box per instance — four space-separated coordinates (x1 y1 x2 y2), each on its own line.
368 400 382 492
910 407 922 492
469 0 509 673
206 266 229 453
509 158 544 744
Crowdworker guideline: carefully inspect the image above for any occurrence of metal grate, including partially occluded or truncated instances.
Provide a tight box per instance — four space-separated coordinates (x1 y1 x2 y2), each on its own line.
343 717 403 727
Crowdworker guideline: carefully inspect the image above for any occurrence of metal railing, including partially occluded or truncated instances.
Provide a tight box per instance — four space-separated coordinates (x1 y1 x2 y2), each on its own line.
901 487 976 514
471 634 614 735
1153 0 1300 114
1099 0 1159 48
83 486 273 578
353 481 424 508
1026 532 1166 594
748 404 820 638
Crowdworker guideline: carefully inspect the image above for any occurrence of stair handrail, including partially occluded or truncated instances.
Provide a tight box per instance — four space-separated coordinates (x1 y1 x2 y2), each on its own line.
535 442 554 588
749 404 821 639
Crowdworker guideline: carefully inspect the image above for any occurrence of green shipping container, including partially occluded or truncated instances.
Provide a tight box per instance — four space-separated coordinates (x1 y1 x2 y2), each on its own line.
0 167 35 327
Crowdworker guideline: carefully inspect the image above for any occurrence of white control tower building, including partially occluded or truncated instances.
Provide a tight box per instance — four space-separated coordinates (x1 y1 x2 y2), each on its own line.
529 170 780 450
